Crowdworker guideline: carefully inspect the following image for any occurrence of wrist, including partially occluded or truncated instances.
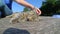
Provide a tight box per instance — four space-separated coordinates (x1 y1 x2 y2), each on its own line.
30 6 35 10
31 6 37 10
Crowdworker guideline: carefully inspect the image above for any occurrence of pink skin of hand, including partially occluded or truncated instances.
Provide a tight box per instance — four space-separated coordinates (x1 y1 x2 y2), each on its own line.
35 8 41 15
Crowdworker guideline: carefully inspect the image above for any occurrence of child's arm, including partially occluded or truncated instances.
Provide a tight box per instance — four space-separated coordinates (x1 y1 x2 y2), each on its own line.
14 0 34 10
14 0 41 15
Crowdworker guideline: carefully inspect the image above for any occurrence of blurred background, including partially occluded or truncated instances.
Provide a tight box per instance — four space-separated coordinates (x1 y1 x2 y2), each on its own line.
12 0 60 17
12 0 44 13
0 0 60 18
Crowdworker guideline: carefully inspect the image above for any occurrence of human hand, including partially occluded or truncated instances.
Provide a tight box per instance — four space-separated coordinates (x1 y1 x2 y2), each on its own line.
33 7 41 15
36 8 41 15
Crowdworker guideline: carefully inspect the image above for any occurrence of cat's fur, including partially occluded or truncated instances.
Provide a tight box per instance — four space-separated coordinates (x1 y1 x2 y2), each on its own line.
6 10 39 24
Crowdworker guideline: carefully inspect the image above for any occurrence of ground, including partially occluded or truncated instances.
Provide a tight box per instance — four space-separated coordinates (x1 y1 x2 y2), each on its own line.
0 16 60 34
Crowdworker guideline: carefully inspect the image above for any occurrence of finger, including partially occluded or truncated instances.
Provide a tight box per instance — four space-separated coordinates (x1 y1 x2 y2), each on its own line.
36 9 41 15
38 9 41 13
36 10 39 14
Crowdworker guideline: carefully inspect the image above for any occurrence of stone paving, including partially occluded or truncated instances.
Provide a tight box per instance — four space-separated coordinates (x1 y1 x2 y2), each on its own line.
0 17 60 34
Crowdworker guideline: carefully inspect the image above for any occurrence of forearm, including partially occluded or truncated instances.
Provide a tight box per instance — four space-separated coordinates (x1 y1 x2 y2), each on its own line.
15 0 34 10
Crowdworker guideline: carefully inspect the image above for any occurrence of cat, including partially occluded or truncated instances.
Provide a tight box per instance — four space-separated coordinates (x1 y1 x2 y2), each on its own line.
7 10 39 24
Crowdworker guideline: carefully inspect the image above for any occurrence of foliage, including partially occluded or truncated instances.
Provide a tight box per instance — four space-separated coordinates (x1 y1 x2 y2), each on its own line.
23 7 30 12
40 0 60 16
